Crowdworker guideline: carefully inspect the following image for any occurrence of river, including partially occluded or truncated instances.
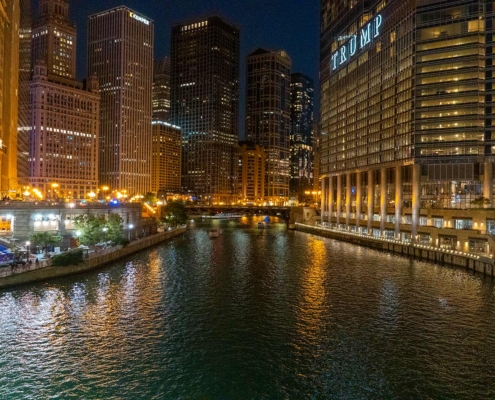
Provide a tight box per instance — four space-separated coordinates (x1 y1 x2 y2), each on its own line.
1 217 494 399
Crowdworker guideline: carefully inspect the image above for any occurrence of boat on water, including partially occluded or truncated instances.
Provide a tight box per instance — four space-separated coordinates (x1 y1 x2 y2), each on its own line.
209 228 221 238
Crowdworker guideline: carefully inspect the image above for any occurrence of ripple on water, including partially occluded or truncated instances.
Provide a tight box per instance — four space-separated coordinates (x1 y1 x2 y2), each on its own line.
0 220 495 399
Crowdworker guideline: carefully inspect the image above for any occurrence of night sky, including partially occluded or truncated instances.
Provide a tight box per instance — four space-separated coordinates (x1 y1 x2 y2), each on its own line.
68 0 320 132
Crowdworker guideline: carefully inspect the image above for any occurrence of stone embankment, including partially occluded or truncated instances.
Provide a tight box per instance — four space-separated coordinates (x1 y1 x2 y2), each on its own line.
296 223 495 277
0 227 186 289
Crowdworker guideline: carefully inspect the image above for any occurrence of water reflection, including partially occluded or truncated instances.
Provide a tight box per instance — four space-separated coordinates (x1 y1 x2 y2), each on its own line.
0 218 494 399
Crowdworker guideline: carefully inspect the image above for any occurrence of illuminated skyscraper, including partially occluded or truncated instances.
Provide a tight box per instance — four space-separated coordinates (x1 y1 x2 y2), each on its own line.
29 0 99 199
88 6 154 196
151 121 182 193
0 0 20 195
246 48 291 205
290 73 314 200
171 16 240 204
17 0 32 187
153 56 171 122
320 0 495 253
31 0 76 80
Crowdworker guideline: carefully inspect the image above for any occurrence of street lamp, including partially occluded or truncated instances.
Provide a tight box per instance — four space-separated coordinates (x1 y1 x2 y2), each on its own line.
128 224 134 241
88 191 96 201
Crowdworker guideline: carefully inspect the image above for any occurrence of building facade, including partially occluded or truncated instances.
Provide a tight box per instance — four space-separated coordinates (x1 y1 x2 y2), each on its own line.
88 7 154 196
153 56 171 122
31 0 76 80
238 142 265 205
320 0 495 255
0 0 20 196
151 121 182 193
29 0 99 200
17 0 31 188
246 49 291 205
171 16 240 204
290 72 315 201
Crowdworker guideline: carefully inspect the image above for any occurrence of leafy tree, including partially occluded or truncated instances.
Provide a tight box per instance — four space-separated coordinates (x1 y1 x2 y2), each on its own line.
106 213 125 246
74 215 106 246
30 231 61 253
161 201 188 227
143 192 158 205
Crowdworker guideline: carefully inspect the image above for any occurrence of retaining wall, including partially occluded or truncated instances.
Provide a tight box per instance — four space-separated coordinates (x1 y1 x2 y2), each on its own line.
296 223 495 277
0 228 186 289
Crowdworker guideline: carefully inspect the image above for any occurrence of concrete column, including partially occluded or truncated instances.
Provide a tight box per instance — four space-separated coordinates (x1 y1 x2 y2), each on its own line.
328 176 334 225
484 161 493 205
367 170 374 233
346 172 351 228
336 174 342 227
320 178 326 224
411 164 421 242
395 166 403 239
380 167 387 235
356 171 362 231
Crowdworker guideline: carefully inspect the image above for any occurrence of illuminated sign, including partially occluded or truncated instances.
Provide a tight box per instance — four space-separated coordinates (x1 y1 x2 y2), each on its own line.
129 12 150 25
330 14 382 72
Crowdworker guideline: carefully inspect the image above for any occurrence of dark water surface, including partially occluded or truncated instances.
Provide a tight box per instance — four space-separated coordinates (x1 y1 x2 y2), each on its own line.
1 218 495 399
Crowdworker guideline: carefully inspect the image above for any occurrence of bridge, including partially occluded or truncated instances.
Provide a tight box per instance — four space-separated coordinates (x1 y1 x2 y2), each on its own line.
185 205 293 224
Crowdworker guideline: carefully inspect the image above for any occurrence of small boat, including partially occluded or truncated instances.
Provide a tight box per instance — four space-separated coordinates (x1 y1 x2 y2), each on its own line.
209 228 220 238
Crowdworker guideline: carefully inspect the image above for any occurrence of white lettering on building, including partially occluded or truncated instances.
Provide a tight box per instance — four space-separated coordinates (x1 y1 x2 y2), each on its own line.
330 14 383 72
129 12 150 25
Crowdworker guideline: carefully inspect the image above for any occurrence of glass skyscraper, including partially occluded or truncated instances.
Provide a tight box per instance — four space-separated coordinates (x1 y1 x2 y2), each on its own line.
320 0 495 254
171 16 240 204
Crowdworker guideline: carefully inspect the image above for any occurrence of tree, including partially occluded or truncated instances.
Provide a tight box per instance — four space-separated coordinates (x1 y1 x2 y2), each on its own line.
30 231 61 253
161 201 188 227
106 213 125 246
143 192 158 205
73 215 106 246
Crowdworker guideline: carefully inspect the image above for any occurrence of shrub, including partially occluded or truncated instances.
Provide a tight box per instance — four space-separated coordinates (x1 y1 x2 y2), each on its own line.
51 249 84 267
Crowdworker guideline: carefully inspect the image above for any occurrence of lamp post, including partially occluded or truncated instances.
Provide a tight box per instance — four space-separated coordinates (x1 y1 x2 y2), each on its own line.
128 224 134 241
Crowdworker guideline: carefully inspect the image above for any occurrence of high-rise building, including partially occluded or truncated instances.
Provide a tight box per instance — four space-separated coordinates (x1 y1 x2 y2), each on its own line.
17 0 31 188
29 0 100 200
290 72 314 200
0 0 20 195
151 121 182 193
88 6 154 196
238 142 265 205
31 0 76 80
171 16 240 204
153 56 171 122
246 49 291 205
320 0 495 254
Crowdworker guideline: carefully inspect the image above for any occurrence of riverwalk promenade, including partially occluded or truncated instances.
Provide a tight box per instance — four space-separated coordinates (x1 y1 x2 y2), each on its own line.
0 227 186 289
297 223 495 277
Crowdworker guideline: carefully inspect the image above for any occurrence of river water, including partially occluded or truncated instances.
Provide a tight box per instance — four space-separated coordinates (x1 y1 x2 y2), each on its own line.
1 218 494 399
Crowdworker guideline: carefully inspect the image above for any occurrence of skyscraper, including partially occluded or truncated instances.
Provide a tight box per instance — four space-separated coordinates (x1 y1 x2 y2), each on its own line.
246 49 291 205
319 0 495 253
29 0 100 200
31 0 76 80
151 121 182 194
290 73 314 200
88 6 154 196
153 56 171 122
171 16 240 204
0 0 20 195
17 0 32 187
